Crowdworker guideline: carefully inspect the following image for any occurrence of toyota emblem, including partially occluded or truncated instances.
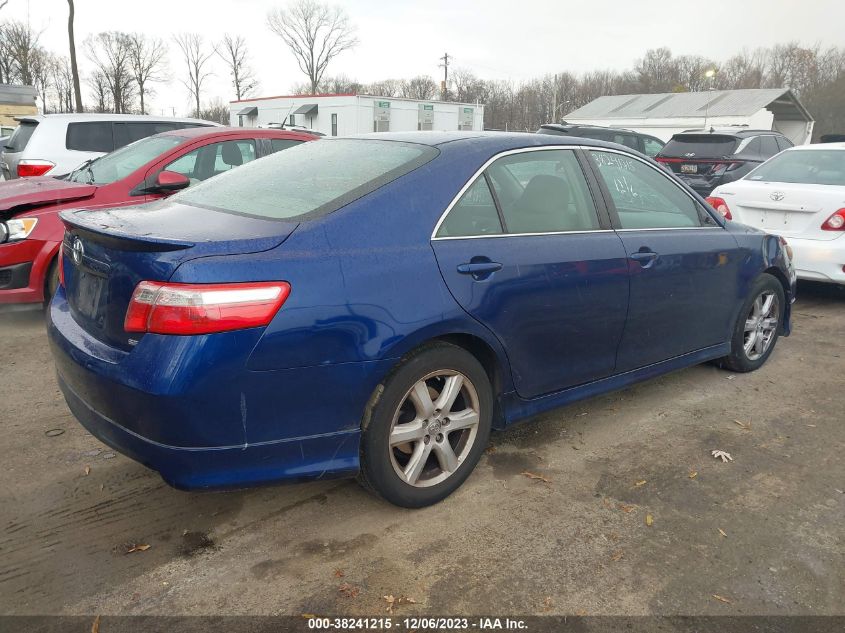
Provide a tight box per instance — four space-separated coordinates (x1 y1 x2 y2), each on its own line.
770 191 785 202
71 237 85 265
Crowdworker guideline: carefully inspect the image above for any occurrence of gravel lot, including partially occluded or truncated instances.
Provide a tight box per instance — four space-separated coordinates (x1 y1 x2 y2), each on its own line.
1 282 843 616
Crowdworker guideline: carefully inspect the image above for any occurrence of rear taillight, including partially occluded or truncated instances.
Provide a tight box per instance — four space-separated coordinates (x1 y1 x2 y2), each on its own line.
821 209 845 231
705 196 732 220
17 160 55 177
124 281 291 335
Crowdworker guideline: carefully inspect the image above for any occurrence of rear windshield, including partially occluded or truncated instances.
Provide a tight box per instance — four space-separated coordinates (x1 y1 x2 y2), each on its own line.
661 135 738 158
746 150 845 186
68 135 184 185
4 121 38 152
174 139 439 220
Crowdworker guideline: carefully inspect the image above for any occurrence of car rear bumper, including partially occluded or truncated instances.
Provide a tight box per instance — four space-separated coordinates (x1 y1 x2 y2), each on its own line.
0 238 58 304
786 235 845 284
47 288 392 489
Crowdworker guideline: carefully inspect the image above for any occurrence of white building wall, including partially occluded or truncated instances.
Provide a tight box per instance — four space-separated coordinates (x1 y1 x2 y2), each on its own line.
230 95 485 136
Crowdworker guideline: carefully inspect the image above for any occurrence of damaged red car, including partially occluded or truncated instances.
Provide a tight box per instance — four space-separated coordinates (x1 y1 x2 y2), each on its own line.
0 126 316 305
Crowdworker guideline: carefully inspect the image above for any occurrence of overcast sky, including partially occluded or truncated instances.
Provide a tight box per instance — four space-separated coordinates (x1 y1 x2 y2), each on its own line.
4 0 844 115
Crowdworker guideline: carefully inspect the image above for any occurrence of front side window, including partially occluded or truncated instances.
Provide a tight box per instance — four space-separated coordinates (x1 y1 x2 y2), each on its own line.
173 139 438 220
436 177 502 237
487 150 601 234
68 135 184 184
746 149 845 186
164 140 255 186
66 122 114 153
590 150 707 229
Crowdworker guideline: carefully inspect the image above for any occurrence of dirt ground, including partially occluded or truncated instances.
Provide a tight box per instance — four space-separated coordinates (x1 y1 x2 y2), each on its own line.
1 281 843 617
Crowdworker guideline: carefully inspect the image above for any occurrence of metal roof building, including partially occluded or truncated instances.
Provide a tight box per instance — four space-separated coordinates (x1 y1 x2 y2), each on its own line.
0 84 37 127
564 88 814 144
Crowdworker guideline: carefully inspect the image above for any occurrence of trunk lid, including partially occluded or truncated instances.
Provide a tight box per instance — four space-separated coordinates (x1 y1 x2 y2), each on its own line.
722 181 845 240
0 177 96 216
60 201 298 350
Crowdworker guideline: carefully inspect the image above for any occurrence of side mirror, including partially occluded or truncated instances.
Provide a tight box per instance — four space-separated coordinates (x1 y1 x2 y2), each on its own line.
153 170 190 194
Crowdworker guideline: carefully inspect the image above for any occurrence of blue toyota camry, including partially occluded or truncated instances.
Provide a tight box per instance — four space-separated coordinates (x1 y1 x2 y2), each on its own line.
48 132 796 507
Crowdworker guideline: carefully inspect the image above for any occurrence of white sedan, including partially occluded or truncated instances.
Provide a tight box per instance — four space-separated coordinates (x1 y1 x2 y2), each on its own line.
707 143 845 285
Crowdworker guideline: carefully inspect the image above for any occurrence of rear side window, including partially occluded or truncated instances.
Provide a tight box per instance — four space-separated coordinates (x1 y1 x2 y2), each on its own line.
747 150 845 186
776 136 793 151
436 177 502 238
269 138 303 153
66 122 114 152
4 121 38 152
759 135 780 157
661 135 738 158
113 122 182 147
642 137 664 157
174 139 438 220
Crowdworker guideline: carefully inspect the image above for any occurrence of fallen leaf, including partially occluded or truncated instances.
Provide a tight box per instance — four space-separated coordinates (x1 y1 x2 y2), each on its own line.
521 471 551 483
718 528 728 538
712 594 732 604
711 449 733 463
125 543 151 554
619 504 636 513
338 582 359 598
398 596 416 605
91 615 100 633
485 445 497 454
333 568 345 578
301 613 317 619
734 420 751 431
645 514 654 527
611 550 624 562
383 595 395 614
543 596 553 611
634 480 647 487
688 470 698 479
602 497 613 509
84 465 91 476
383 594 415 613
575 609 589 616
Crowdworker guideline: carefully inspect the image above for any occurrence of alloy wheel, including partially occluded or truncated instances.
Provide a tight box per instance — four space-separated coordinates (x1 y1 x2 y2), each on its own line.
388 370 480 488
743 290 780 361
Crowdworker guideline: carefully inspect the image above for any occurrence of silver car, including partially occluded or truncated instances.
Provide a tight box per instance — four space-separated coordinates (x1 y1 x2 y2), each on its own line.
1 113 217 180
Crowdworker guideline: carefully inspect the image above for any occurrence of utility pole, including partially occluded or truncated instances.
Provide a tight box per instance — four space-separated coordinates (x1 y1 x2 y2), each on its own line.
439 52 450 101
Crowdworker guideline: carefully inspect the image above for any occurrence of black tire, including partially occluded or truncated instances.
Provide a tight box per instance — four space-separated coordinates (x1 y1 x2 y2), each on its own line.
43 257 60 308
358 342 493 508
719 273 785 373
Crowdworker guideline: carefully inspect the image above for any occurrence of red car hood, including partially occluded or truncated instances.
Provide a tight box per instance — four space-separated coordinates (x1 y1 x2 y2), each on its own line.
0 177 96 215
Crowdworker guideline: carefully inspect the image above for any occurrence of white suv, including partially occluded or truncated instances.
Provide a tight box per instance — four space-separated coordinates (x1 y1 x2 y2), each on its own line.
1 113 217 180
708 143 845 285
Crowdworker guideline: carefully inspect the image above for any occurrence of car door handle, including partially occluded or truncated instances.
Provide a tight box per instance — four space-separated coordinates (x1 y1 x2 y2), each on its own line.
457 262 503 275
630 250 658 268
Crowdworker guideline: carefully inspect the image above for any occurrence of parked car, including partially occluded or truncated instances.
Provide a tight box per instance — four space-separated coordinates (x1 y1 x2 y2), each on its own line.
537 122 665 157
0 126 316 305
819 134 845 143
0 113 218 181
656 128 793 197
707 143 845 285
48 132 795 508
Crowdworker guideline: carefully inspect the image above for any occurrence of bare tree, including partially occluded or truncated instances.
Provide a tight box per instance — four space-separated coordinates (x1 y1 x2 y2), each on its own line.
0 24 17 84
400 75 437 100
85 32 136 113
199 97 230 124
3 20 41 85
30 47 55 112
0 1 8 10
218 34 258 100
51 56 74 112
173 33 217 118
87 70 113 113
363 78 403 97
267 0 357 94
128 33 167 114
67 0 83 111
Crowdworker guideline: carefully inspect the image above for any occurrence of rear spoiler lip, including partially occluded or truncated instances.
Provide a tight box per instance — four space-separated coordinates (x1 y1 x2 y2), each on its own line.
59 208 196 251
